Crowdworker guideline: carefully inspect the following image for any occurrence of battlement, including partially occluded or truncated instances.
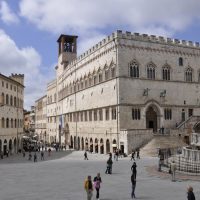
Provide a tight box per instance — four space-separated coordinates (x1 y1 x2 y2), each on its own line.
9 73 24 86
66 30 200 69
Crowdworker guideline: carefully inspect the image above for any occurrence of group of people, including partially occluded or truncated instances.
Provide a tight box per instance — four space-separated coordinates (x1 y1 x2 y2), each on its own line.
24 150 45 162
130 149 140 161
84 173 102 200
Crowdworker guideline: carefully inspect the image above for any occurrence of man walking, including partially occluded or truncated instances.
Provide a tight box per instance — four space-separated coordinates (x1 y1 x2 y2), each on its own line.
131 162 137 179
41 151 44 160
131 173 136 199
171 161 176 182
93 173 102 200
84 151 89 160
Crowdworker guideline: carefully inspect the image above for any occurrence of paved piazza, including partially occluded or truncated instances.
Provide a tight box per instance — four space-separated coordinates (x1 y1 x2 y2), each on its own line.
0 151 199 200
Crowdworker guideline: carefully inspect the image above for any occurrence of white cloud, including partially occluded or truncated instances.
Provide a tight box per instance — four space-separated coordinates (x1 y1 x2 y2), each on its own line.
0 30 54 109
0 1 19 24
19 0 200 36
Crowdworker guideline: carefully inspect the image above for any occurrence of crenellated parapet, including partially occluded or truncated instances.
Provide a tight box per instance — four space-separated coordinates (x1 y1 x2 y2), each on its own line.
10 73 24 86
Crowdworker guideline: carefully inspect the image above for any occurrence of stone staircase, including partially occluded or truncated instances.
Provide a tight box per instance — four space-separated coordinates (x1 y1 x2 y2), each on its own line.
140 135 187 157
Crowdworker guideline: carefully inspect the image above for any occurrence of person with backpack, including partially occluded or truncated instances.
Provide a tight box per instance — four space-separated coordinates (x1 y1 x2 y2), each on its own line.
93 173 102 200
131 173 136 199
84 175 93 200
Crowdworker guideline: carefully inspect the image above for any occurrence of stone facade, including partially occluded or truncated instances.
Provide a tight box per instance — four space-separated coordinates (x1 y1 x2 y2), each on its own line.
37 31 200 154
35 95 47 143
0 73 24 154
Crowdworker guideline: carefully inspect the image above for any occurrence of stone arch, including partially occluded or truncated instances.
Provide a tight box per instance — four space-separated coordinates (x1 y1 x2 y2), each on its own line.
144 101 161 133
3 139 7 155
95 138 98 153
90 138 93 153
81 137 84 150
77 137 80 150
100 138 104 154
106 139 110 154
14 138 17 153
74 136 76 149
9 139 12 152
70 135 73 149
112 139 117 152
85 138 88 151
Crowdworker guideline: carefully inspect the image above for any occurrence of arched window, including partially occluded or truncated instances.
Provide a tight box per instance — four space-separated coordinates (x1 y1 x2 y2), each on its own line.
104 68 109 81
14 96 16 106
185 68 193 82
11 119 13 128
14 119 17 128
1 93 4 105
6 118 9 128
111 67 116 78
179 57 183 66
98 72 103 83
1 118 5 128
130 60 139 78
162 65 171 80
10 95 13 106
147 63 156 80
6 94 9 105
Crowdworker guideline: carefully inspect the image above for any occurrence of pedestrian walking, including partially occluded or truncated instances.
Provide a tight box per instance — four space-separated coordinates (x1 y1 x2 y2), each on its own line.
93 173 102 200
131 150 135 161
115 149 119 161
6 150 9 157
84 151 89 160
22 149 26 157
105 157 113 174
84 175 93 200
170 161 176 182
48 148 51 156
131 162 137 179
41 151 44 160
34 153 37 162
131 173 136 199
28 152 32 161
187 186 196 200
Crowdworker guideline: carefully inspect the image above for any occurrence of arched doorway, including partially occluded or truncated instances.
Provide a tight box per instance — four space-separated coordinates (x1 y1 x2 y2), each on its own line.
3 139 7 155
90 138 93 153
100 138 104 154
146 106 159 132
74 136 76 149
95 138 98 153
14 138 17 153
106 139 110 154
70 135 73 149
77 137 80 150
9 139 12 153
64 123 69 148
81 137 84 150
112 139 117 152
85 138 88 151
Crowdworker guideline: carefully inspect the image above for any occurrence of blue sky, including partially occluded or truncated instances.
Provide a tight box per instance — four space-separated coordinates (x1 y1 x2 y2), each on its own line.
0 0 200 109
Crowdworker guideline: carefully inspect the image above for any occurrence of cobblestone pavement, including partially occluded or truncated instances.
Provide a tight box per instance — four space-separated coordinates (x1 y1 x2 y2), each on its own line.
0 152 200 200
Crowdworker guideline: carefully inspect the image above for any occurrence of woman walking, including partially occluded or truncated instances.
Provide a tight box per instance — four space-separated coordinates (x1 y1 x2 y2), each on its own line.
84 175 93 200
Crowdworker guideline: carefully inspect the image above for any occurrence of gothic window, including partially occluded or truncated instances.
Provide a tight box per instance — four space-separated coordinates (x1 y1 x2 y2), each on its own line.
132 108 141 120
85 78 88 88
185 68 193 82
89 110 92 121
164 108 172 120
147 63 156 80
99 109 103 121
6 118 9 128
162 65 170 80
15 119 17 128
98 72 103 83
179 57 183 66
105 108 110 120
6 94 9 105
89 76 92 86
84 111 88 121
1 118 5 128
1 93 4 105
130 60 139 78
10 95 13 106
105 69 109 81
112 107 117 120
111 67 116 78
94 110 97 121
11 119 13 128
80 112 83 122
93 75 97 85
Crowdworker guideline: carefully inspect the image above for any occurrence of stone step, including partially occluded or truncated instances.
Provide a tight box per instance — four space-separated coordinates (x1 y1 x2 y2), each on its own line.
140 135 186 157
